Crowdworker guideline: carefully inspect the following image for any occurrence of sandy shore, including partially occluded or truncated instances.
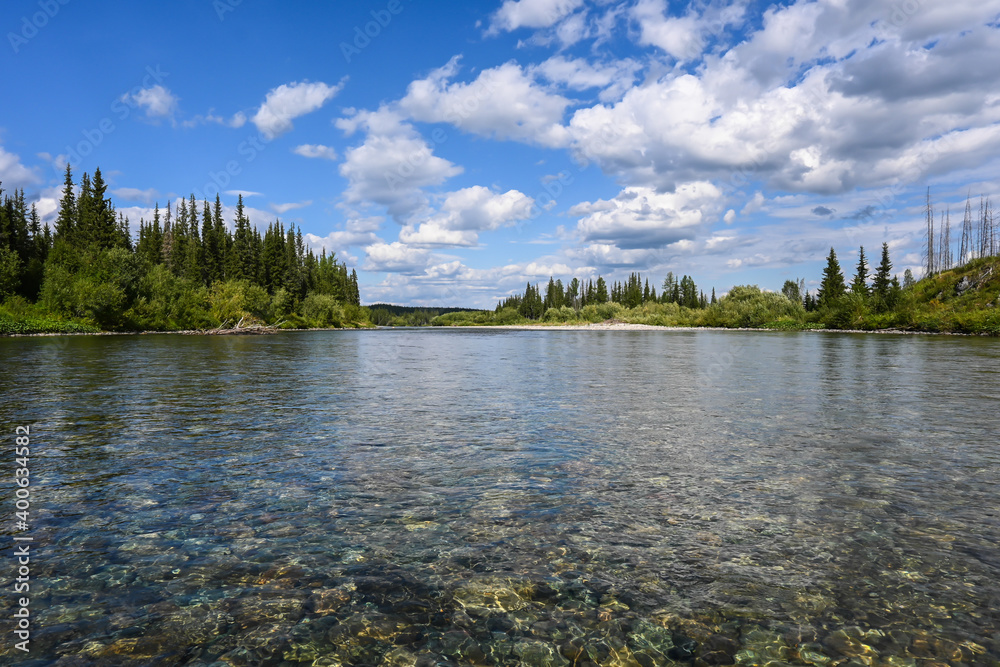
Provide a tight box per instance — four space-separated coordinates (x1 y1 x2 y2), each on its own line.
422 323 954 334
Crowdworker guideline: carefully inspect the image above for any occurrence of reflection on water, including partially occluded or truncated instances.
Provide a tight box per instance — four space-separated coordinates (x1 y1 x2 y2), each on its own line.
1 329 998 665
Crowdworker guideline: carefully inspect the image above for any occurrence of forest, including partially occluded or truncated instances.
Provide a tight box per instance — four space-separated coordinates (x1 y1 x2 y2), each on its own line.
0 166 370 334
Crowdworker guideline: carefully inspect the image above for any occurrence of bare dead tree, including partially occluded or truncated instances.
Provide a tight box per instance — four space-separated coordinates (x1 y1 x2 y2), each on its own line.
943 207 952 270
989 198 996 257
960 194 973 265
979 194 990 259
924 187 935 276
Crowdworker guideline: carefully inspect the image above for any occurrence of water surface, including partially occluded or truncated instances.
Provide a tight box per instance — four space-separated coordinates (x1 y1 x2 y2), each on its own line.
1 329 998 665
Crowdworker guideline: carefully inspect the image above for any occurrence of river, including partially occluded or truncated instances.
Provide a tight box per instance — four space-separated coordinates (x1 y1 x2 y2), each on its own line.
1 329 998 665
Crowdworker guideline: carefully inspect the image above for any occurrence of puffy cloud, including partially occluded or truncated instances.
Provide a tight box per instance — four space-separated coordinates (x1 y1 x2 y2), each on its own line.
304 215 383 258
0 146 40 188
400 57 571 147
252 80 345 139
531 56 641 102
398 223 479 248
488 0 584 33
122 85 178 120
292 144 338 160
363 241 434 274
399 186 534 248
337 107 463 220
571 183 723 249
431 186 535 232
631 0 703 61
566 0 1000 197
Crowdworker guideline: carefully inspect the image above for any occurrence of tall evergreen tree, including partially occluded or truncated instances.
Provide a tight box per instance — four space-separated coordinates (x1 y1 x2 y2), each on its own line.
850 246 869 297
872 242 894 311
55 164 76 242
817 247 846 308
595 276 608 304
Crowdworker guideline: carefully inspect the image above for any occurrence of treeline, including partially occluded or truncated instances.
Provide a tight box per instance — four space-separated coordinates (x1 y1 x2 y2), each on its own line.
368 304 482 327
497 272 714 320
434 241 999 333
0 166 369 332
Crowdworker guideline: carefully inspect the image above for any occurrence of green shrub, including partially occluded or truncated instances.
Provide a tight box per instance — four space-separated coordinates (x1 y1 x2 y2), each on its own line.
209 280 270 325
126 265 212 330
271 288 296 320
822 292 870 330
491 306 524 325
0 313 99 335
302 293 344 327
542 306 578 323
594 302 625 321
700 286 802 328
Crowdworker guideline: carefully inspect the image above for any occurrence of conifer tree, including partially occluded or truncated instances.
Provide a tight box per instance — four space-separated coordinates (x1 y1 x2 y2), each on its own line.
350 269 360 306
817 247 846 308
55 165 76 241
872 242 894 311
89 168 120 250
850 246 869 297
595 276 608 304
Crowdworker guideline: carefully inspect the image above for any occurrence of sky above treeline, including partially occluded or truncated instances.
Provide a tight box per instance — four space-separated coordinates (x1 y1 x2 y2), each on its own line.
2 0 1000 307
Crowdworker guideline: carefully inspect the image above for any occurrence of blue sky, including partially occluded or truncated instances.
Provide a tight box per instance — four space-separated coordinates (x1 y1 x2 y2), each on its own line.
2 0 1000 307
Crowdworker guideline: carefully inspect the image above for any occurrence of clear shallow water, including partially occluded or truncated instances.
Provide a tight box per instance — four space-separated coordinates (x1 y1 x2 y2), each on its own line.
1 329 999 666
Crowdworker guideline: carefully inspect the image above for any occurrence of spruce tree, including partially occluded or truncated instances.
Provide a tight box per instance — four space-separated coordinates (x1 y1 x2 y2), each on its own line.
817 247 846 308
872 242 894 311
850 246 869 297
595 276 608 304
89 167 119 250
350 269 360 306
55 164 76 242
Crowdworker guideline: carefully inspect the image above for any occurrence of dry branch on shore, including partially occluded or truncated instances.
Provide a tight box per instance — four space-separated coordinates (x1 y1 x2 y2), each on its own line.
195 316 281 335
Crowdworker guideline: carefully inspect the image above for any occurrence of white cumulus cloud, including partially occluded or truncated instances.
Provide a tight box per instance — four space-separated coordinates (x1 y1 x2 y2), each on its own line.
337 107 463 221
399 186 535 248
571 183 723 249
0 146 40 188
489 0 584 33
123 85 179 121
252 80 345 139
401 57 572 148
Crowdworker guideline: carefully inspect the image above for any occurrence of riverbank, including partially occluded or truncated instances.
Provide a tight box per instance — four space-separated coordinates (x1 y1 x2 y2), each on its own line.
3 322 978 338
427 322 965 334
